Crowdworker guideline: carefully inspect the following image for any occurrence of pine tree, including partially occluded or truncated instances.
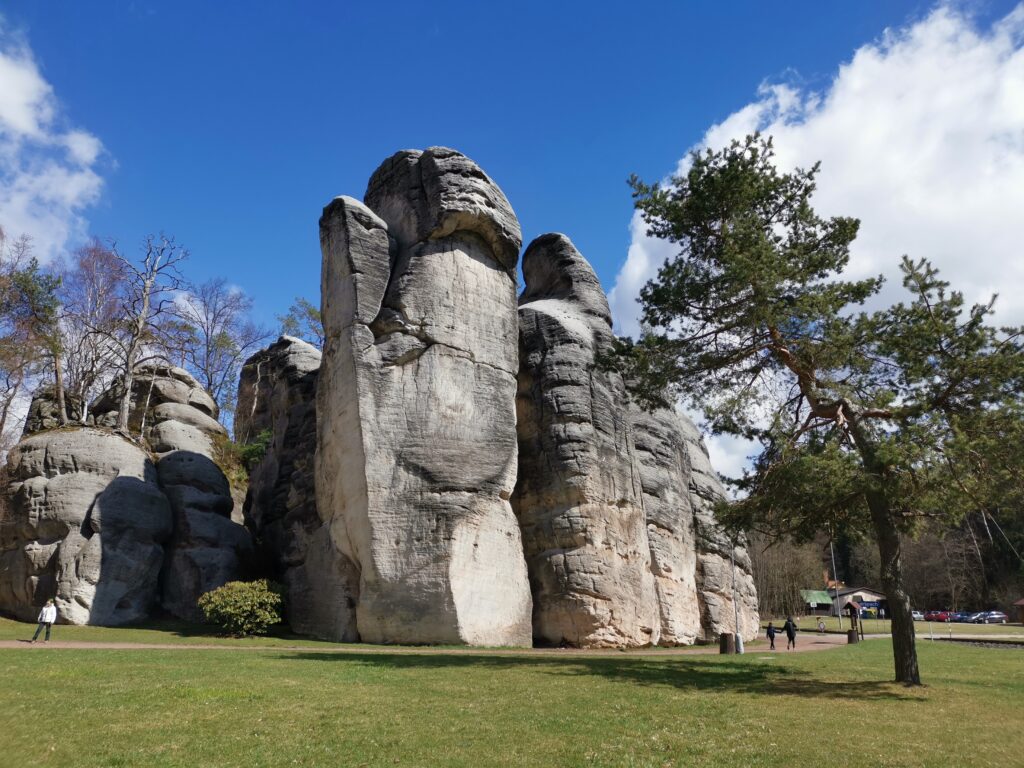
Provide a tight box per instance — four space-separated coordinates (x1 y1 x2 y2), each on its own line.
614 134 1024 685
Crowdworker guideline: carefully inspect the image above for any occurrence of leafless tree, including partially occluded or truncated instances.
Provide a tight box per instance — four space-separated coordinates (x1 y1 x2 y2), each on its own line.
56 240 129 420
747 532 827 618
174 277 271 422
84 235 188 434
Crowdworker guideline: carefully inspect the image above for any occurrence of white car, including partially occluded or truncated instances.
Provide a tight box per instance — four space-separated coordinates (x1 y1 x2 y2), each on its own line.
911 610 924 621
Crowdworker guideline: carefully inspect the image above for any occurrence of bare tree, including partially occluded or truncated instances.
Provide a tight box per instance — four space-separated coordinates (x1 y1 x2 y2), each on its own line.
88 235 188 434
747 532 827 617
57 240 129 420
174 277 272 421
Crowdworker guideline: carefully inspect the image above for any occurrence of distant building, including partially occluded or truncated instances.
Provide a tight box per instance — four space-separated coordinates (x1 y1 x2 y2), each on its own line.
800 589 834 615
832 586 887 617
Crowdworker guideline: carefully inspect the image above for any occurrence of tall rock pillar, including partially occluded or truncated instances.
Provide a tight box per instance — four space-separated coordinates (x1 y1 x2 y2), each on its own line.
316 147 532 646
513 233 659 647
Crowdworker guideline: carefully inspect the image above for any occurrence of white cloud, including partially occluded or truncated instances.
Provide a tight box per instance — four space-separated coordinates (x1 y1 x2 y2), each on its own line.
608 3 1024 481
0 18 104 261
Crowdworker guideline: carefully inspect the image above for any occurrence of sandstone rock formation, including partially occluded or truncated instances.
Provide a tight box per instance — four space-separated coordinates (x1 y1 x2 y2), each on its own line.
513 233 659 647
21 387 84 436
679 414 760 640
92 364 253 622
236 336 355 640
1 145 759 644
316 147 532 645
0 429 171 624
630 405 759 643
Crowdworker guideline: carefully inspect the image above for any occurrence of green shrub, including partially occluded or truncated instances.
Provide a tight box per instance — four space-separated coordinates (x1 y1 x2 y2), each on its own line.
197 580 283 636
238 428 273 471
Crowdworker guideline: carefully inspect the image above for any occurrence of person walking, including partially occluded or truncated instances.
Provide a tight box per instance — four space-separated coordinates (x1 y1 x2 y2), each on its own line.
30 599 58 643
766 622 777 650
783 616 797 650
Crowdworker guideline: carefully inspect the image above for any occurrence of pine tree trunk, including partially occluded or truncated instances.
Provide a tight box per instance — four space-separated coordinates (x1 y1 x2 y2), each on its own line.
868 492 921 686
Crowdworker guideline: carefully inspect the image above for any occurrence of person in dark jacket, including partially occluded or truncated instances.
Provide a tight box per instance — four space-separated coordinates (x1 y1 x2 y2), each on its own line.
783 616 797 649
766 622 777 650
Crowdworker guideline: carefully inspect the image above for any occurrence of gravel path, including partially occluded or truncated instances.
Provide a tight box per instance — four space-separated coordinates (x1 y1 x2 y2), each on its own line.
0 632 854 656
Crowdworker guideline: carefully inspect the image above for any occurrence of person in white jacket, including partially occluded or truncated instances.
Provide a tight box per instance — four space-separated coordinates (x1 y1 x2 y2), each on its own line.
30 599 58 643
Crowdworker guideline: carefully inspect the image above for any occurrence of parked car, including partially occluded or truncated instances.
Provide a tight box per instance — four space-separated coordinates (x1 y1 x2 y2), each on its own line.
976 611 1008 624
951 611 974 623
911 610 924 621
967 612 987 623
924 610 952 622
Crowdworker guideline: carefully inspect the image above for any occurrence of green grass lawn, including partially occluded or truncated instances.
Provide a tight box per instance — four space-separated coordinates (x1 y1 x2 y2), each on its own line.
763 616 1023 637
1 634 1020 767
0 616 346 648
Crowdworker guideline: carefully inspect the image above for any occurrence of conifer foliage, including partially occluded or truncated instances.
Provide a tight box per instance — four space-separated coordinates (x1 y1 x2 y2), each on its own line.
615 134 1024 685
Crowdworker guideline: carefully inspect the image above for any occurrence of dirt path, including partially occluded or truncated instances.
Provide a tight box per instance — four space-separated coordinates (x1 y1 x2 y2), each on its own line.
0 632 854 656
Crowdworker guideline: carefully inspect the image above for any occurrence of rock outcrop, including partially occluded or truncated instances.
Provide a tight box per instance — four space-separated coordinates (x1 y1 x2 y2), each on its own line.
630 406 759 643
513 234 659 647
0 429 171 624
237 336 354 639
21 387 85 436
1 145 759 644
678 415 760 640
316 147 532 645
92 365 253 622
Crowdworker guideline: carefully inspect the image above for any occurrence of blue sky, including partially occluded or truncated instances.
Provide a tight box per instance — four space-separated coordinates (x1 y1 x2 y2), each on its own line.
4 0 1005 325
3 2 1023 472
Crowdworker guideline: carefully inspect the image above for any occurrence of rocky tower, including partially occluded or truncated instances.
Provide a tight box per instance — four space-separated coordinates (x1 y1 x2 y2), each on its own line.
679 415 760 640
316 147 532 645
0 429 172 625
236 336 357 640
513 234 659 647
92 365 253 622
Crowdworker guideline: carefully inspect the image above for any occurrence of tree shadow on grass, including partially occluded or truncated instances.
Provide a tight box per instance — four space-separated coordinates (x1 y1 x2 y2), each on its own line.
280 652 921 702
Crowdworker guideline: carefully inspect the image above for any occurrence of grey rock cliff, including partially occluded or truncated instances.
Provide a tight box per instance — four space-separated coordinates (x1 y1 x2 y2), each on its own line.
630 405 761 643
21 387 84 436
513 233 659 647
0 428 172 625
92 365 253 622
676 415 760 641
316 147 532 645
237 336 354 640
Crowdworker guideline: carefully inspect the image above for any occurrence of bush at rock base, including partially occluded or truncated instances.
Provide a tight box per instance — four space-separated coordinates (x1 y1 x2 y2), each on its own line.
197 579 283 636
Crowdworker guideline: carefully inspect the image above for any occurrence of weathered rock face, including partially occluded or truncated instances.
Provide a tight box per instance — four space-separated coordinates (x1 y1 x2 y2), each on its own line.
630 405 760 643
236 336 354 639
513 234 659 647
92 365 253 622
316 147 532 645
90 365 219 441
678 415 760 641
0 429 171 625
21 387 84 436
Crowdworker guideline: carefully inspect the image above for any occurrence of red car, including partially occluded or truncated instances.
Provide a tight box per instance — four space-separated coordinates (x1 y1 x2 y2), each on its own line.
924 610 952 622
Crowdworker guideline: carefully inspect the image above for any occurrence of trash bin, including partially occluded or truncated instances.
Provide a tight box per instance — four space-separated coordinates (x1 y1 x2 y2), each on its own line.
847 629 859 644
719 633 736 654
